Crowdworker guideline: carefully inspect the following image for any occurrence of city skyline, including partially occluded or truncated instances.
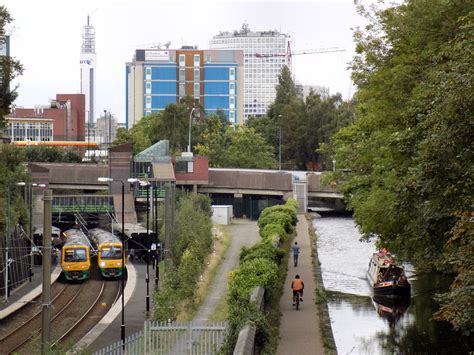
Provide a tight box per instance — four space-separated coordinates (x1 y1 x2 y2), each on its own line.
3 0 368 124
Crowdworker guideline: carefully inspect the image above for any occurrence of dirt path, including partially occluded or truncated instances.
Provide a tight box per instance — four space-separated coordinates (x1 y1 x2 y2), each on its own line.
277 215 324 354
194 219 260 321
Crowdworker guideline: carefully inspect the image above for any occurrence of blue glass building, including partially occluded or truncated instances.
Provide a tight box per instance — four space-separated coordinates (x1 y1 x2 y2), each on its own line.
126 48 243 128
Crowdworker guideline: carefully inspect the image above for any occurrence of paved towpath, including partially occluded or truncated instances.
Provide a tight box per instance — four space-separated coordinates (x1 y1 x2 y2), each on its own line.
277 215 324 354
194 219 260 321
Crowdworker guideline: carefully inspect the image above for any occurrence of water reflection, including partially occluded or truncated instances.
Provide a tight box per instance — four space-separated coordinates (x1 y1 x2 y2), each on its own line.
314 216 474 354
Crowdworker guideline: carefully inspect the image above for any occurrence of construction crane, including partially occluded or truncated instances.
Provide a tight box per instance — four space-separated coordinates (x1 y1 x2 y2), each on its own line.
254 43 345 73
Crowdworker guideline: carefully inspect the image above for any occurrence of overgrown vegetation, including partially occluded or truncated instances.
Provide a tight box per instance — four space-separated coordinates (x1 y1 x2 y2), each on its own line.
153 192 213 321
222 198 297 354
327 1 474 335
24 146 82 163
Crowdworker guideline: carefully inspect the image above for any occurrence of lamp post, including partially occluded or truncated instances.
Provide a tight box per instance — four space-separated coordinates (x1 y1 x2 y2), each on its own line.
278 114 282 170
139 181 151 313
187 107 195 153
98 177 126 350
332 159 336 172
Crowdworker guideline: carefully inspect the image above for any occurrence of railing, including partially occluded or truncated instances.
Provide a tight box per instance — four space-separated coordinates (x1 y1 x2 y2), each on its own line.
52 195 114 213
93 320 227 355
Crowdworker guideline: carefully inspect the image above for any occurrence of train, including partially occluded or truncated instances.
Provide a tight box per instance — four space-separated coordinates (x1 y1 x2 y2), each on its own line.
61 228 91 281
89 228 124 278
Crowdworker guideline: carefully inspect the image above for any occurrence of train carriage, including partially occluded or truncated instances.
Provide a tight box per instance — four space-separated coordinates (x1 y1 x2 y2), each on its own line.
89 228 124 278
61 229 91 281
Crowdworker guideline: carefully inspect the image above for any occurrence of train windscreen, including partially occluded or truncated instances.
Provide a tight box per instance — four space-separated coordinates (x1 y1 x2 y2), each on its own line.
64 248 87 262
101 246 122 259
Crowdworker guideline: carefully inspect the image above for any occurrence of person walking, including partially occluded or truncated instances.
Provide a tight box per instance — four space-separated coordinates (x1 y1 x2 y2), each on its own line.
292 241 300 267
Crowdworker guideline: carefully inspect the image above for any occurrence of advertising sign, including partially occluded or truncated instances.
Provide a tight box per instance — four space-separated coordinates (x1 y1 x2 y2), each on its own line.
145 50 170 61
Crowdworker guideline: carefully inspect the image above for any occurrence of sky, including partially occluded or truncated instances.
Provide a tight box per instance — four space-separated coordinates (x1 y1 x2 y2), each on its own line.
4 0 369 123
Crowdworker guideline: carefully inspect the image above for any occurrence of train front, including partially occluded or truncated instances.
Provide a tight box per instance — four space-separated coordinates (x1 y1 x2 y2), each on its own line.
98 242 124 278
62 242 91 281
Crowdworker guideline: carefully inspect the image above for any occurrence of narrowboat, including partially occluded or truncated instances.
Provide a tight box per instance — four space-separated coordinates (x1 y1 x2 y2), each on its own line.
367 251 410 296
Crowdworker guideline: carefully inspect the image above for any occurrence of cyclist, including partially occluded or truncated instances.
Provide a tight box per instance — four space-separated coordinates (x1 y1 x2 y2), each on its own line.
291 274 304 306
292 241 300 267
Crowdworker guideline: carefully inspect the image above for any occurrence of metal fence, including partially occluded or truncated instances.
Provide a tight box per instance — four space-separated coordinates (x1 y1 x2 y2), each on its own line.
93 320 227 355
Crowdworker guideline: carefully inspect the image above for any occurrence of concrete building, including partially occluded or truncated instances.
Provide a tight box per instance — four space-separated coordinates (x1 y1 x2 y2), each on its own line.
126 47 244 128
5 94 86 142
80 15 97 128
210 23 293 120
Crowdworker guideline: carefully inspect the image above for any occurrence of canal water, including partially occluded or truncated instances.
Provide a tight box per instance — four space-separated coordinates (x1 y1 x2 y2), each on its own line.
313 216 473 354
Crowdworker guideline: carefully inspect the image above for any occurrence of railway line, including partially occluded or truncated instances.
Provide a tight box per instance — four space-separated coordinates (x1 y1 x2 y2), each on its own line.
0 267 121 354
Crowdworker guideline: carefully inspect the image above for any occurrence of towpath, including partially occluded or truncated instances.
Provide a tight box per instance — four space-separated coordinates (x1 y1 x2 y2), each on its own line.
277 215 324 354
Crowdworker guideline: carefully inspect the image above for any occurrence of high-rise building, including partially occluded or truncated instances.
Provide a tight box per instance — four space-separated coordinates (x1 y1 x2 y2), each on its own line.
80 16 96 128
210 23 293 120
126 47 243 128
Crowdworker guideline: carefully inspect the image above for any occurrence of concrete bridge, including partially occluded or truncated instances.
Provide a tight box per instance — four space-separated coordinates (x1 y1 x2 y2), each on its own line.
28 144 344 221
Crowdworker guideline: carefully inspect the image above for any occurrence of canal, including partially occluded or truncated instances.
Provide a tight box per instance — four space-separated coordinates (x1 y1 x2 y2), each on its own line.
313 215 473 354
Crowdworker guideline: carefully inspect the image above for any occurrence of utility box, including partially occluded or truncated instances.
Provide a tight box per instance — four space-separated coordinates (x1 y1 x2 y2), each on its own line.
211 205 233 225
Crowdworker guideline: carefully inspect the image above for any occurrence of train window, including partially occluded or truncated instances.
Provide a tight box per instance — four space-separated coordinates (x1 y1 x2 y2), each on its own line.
64 248 87 262
101 246 122 259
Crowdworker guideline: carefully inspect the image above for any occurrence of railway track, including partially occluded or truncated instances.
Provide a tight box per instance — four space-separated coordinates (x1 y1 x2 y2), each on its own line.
0 267 122 354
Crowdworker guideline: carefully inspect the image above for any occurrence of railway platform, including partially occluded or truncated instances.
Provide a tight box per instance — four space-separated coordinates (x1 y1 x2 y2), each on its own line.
76 259 145 352
0 263 62 320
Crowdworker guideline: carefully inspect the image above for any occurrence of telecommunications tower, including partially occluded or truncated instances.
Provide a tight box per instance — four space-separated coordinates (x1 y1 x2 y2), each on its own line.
80 15 96 128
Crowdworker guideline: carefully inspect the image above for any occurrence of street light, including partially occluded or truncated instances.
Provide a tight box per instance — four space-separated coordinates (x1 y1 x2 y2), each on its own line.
98 176 126 350
139 181 151 313
187 107 196 153
278 114 282 171
332 159 336 172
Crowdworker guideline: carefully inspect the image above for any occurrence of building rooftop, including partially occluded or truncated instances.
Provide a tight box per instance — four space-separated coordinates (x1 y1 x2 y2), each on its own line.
213 23 290 39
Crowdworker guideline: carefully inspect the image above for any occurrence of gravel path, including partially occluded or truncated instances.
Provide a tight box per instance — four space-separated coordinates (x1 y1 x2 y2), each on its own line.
194 219 260 321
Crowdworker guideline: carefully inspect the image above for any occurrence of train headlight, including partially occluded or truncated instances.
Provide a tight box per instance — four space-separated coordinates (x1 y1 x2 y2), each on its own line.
117 262 122 266
100 261 106 267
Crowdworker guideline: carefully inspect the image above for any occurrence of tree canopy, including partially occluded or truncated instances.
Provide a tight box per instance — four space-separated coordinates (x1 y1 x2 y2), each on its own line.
0 6 23 128
330 1 473 334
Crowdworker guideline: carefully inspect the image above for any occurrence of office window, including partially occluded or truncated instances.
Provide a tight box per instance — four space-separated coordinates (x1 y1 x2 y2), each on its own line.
194 69 200 82
229 67 235 79
194 54 200 67
229 82 235 94
146 68 151 76
179 68 185 82
194 83 200 97
179 83 185 97
229 111 235 122
179 54 185 67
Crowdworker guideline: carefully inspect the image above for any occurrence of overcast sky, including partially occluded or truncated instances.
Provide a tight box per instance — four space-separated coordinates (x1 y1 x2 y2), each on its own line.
4 0 369 123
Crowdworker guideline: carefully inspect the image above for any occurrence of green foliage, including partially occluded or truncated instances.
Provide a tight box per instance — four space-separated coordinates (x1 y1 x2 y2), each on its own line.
240 242 285 265
248 66 355 170
257 210 293 233
153 192 213 321
228 258 279 305
24 146 82 163
0 6 23 128
330 1 474 334
259 223 286 242
195 124 277 169
0 145 30 234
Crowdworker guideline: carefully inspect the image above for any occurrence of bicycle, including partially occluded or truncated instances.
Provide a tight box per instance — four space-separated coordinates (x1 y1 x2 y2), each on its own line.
293 290 302 310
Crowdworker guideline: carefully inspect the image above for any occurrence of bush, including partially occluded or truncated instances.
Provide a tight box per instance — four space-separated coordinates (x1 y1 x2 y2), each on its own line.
240 242 285 265
260 223 286 242
257 210 294 233
228 258 279 306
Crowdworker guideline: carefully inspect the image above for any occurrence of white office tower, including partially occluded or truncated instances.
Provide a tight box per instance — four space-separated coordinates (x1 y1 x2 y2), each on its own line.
210 23 293 120
80 15 97 128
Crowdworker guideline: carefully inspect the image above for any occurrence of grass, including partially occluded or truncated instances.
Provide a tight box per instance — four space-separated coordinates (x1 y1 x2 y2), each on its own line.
176 225 232 321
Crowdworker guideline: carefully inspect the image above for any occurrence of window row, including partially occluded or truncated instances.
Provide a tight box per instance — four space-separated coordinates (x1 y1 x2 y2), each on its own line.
6 122 53 141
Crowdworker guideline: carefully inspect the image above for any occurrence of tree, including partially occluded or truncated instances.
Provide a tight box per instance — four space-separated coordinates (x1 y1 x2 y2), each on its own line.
330 1 473 334
24 146 82 163
0 6 23 127
220 127 277 169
